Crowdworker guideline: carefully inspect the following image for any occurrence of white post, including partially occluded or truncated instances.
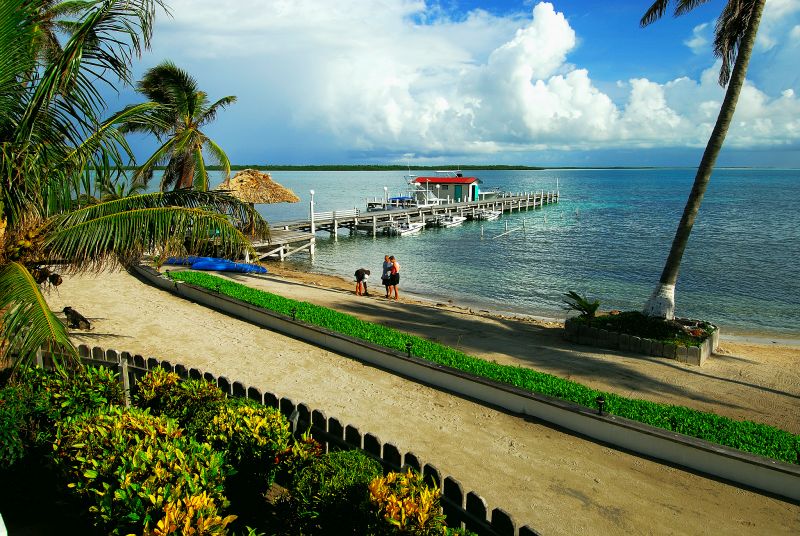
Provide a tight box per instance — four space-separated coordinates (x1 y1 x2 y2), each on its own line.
384 186 388 206
309 189 316 256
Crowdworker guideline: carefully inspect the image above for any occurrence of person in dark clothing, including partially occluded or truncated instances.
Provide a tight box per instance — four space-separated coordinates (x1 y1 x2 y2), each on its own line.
381 255 393 297
354 268 371 296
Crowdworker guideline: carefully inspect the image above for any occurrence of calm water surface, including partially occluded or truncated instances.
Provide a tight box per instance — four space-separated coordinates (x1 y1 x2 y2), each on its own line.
242 168 799 336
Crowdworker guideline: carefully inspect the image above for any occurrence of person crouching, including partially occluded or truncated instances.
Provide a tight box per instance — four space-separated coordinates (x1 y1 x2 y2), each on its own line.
355 268 371 296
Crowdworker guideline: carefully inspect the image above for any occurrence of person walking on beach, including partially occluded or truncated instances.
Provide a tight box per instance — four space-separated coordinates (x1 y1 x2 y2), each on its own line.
381 255 393 298
354 268 370 296
389 256 400 300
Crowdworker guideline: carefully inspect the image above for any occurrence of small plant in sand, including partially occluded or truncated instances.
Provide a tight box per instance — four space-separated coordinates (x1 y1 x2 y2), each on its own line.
563 291 600 319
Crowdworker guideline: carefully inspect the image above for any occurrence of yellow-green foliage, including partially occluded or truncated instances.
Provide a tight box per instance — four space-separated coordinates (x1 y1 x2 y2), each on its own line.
134 368 225 434
144 492 237 536
368 468 447 535
204 398 292 477
53 406 229 535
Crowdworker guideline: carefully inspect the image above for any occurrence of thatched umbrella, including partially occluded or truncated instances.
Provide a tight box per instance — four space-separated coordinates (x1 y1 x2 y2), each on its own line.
216 169 300 204
215 169 299 235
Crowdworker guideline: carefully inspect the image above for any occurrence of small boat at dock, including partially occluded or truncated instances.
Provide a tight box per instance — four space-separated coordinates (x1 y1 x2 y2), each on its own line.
427 214 467 228
384 221 425 236
470 208 502 221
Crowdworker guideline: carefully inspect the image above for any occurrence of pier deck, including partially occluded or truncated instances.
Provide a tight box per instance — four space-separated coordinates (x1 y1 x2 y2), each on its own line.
257 190 558 260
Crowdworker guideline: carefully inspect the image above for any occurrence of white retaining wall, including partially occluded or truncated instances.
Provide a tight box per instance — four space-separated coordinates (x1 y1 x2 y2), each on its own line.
133 265 800 502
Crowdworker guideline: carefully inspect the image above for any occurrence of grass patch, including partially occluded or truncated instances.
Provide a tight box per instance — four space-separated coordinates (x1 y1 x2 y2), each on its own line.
166 270 800 465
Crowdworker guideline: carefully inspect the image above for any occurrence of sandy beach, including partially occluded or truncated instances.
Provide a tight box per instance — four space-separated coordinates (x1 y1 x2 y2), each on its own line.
44 266 800 535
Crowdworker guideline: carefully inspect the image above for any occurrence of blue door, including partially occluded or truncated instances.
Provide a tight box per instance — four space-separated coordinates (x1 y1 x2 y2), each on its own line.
455 185 463 201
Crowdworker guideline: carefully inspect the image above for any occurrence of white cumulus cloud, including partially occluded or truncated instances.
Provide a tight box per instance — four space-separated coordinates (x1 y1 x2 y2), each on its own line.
136 1 800 163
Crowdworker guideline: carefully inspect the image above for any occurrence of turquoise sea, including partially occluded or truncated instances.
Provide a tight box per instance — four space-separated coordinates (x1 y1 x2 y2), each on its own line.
244 168 799 337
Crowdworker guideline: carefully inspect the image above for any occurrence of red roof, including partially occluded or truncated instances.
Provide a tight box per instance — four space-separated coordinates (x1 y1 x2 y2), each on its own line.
413 176 480 185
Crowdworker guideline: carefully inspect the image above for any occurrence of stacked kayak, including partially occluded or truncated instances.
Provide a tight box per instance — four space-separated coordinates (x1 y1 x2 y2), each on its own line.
163 256 268 274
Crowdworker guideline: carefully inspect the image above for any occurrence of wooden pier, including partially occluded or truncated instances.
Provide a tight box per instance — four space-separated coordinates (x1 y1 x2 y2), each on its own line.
254 190 559 260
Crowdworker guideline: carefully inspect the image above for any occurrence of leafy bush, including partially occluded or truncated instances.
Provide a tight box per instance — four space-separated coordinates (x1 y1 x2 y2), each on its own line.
276 430 324 481
563 291 600 319
281 449 383 534
0 386 31 468
167 271 800 465
134 368 225 435
23 364 125 421
368 468 446 535
143 492 237 536
52 406 230 535
203 397 292 484
0 365 125 465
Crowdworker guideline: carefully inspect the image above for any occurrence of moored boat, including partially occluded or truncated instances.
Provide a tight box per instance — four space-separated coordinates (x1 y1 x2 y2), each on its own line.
428 214 467 228
470 208 502 221
384 220 424 236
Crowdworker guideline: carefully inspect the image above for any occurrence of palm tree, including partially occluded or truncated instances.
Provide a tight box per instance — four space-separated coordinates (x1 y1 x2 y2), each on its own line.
123 61 237 191
1 0 265 368
640 0 766 319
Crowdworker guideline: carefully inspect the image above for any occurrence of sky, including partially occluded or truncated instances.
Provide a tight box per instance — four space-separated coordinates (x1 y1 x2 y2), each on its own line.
116 0 800 167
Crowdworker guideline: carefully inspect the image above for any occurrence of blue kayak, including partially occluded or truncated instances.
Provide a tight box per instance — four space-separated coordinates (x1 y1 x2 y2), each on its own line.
164 256 268 274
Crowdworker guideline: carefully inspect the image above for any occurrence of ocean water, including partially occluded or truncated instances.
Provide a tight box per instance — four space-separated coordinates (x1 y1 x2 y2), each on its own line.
245 168 799 337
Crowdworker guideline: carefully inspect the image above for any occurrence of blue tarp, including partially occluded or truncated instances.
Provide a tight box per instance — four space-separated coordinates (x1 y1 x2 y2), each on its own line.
164 257 268 274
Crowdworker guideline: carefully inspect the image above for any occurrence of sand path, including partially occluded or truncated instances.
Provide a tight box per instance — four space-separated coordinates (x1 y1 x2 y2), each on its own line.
45 269 799 535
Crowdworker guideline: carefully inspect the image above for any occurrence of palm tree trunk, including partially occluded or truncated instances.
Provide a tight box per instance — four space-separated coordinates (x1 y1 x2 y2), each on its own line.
643 0 766 319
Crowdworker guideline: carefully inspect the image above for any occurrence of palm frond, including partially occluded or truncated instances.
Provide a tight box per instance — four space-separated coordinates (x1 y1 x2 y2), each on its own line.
193 146 209 191
714 0 758 86
0 261 77 368
44 205 257 270
640 0 672 27
200 95 237 127
204 136 232 179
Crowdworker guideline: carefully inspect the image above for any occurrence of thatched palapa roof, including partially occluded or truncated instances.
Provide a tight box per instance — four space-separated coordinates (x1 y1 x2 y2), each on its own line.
215 169 300 204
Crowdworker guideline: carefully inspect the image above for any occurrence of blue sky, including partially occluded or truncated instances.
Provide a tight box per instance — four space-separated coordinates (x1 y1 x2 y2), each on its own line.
117 1 800 167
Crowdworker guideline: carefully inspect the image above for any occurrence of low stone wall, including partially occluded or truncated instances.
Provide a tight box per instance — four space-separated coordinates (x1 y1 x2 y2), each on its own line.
563 317 719 366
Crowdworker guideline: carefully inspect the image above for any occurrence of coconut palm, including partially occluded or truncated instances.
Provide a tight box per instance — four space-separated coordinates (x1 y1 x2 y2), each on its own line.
640 0 766 319
123 61 237 192
1 0 264 368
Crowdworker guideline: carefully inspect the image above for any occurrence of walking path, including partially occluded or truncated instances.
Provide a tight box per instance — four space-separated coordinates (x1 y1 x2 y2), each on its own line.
46 269 800 535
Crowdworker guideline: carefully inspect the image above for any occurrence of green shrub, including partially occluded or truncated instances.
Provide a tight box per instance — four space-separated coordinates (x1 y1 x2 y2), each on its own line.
134 368 225 436
203 398 292 483
367 468 446 535
276 430 325 481
0 386 31 468
21 364 125 421
282 449 383 534
52 406 230 535
0 365 125 461
167 271 800 465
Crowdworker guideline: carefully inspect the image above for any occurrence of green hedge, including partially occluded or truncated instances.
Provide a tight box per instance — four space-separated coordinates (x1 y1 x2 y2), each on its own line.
167 271 800 465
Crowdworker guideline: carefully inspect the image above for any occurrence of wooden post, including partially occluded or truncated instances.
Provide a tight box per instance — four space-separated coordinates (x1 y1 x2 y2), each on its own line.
120 355 131 408
309 190 316 257
333 212 338 241
372 215 377 238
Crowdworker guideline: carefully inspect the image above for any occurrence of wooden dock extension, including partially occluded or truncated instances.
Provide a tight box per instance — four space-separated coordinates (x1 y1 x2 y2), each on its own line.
257 189 559 260
248 229 316 261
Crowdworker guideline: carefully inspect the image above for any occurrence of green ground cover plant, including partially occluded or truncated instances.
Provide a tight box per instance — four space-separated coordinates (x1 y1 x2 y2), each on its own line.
168 270 800 465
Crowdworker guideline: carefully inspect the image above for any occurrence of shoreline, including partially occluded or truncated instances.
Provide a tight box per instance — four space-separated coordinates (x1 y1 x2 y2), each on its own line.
264 262 800 346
